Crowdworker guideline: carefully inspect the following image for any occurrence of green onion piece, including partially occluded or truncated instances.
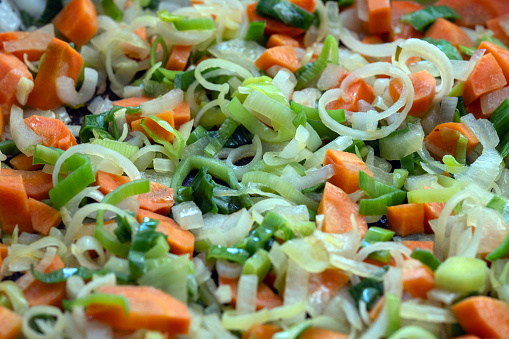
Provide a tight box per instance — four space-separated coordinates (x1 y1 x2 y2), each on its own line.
101 0 123 22
393 169 409 189
448 82 464 97
476 35 509 50
455 134 468 164
486 230 509 261
349 278 384 309
0 294 11 309
487 195 507 214
173 18 216 31
63 293 130 314
138 256 189 302
157 10 186 22
422 38 462 60
327 108 346 123
237 211 287 254
245 21 266 42
379 122 424 160
490 97 509 138
400 153 415 174
145 235 170 259
434 256 487 293
407 180 461 204
361 227 395 264
242 248 271 280
337 0 355 6
359 191 407 216
80 106 133 143
203 118 239 157
359 171 401 199
175 69 196 90
458 45 475 56
400 6 462 31
0 140 21 156
150 35 169 67
31 265 130 284
255 0 315 30
140 115 185 162
128 217 166 279
91 139 139 159
207 245 250 263
186 125 208 145
295 35 338 90
456 97 467 118
499 132 509 158
385 293 401 337
307 119 339 141
0 281 29 314
290 101 320 120
410 249 441 271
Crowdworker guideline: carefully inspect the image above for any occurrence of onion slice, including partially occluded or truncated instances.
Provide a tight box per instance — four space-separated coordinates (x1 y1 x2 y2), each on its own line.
9 105 42 156
56 68 98 106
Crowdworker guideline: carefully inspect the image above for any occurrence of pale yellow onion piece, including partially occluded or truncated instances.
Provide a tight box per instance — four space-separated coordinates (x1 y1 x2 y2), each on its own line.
22 306 65 339
56 68 98 106
16 77 33 105
9 105 42 156
399 302 457 323
236 274 258 314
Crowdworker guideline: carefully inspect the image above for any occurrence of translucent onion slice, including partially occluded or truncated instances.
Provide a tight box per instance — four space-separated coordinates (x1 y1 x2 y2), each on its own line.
281 237 329 273
22 306 65 339
172 201 204 230
15 77 33 106
56 68 98 106
141 88 184 117
481 86 509 116
4 24 54 55
216 260 243 279
237 274 258 314
194 58 252 92
399 302 457 323
9 105 42 156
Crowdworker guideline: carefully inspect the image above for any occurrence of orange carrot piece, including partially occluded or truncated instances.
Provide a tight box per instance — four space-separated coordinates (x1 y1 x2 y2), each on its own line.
166 45 192 71
401 240 434 253
387 203 425 236
0 31 47 62
0 105 3 139
113 96 152 108
9 154 43 171
0 52 33 115
95 170 131 195
0 306 22 339
368 295 385 321
389 70 436 117
255 46 301 73
323 149 373 194
366 0 391 35
300 328 349 339
308 268 350 300
326 78 375 112
242 324 281 339
388 1 424 41
246 3 305 37
267 34 300 48
28 198 62 236
218 276 283 310
131 111 176 142
24 115 77 150
0 173 32 233
424 18 474 48
402 261 435 299
463 53 507 105
487 14 509 47
449 336 481 339
137 181 175 216
288 0 316 13
173 101 191 129
317 182 368 237
479 40 509 83
22 255 66 307
433 0 508 28
451 296 509 338
52 0 98 47
27 38 84 110
0 243 7 259
86 285 190 335
423 201 445 233
136 209 194 256
424 122 480 159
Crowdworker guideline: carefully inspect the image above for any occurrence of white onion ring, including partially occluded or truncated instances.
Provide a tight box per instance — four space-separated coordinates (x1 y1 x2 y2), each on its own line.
56 68 98 106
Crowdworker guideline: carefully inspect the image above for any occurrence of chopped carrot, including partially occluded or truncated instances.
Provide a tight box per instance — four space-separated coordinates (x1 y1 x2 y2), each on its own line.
326 78 375 112
27 38 84 110
0 306 22 339
136 209 194 257
401 240 434 253
300 327 349 339
387 203 425 236
95 170 131 195
113 96 152 108
137 181 175 215
28 198 62 236
246 3 305 37
462 52 507 105
424 122 480 159
52 0 98 47
9 154 43 171
267 34 300 48
424 18 474 48
487 14 509 47
0 173 32 233
323 149 373 194
0 52 33 116
86 285 190 335
255 46 301 73
433 0 509 28
242 324 281 339
0 243 7 259
361 36 384 45
389 70 436 117
22 255 66 307
390 1 423 28
173 101 191 129
365 0 391 35
390 23 424 41
288 0 315 13
131 112 176 142
478 41 509 83
308 268 350 300
24 115 77 150
368 295 385 321
451 296 509 338
0 106 3 138
0 30 48 62
133 27 148 42
218 276 283 310
317 182 368 237
423 201 445 233
402 260 435 299
166 45 192 71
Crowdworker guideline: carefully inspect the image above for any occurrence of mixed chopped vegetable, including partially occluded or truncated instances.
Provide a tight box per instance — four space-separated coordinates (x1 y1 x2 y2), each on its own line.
1 0 509 338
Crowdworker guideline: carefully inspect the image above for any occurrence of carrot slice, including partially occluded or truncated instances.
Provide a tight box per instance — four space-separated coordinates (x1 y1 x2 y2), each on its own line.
218 276 283 310
246 3 305 37
288 0 316 13
52 0 98 47
308 268 350 300
401 240 434 252
323 149 373 194
27 38 84 110
424 122 480 159
173 101 191 129
0 173 32 233
86 285 190 335
366 0 391 35
255 45 301 73
95 170 131 195
29 198 62 236
300 328 349 339
463 52 507 106
22 255 66 307
0 306 22 339
242 324 281 339
389 70 436 117
317 182 368 237
326 78 375 112
402 261 435 299
0 168 53 201
9 154 43 171
113 96 152 108
24 115 78 150
0 30 49 62
0 243 7 259
267 34 300 48
136 209 194 257
387 203 425 236
433 0 509 28
487 14 509 47
131 111 176 142
451 296 509 338
479 40 509 83
424 17 474 48
0 52 33 115
166 45 192 71
137 181 175 215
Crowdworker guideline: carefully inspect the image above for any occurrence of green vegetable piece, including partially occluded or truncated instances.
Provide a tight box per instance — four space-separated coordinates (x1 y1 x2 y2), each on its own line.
385 293 401 337
486 227 509 261
256 0 315 30
295 35 338 90
207 245 250 263
435 256 487 293
337 0 355 7
245 21 266 42
63 293 130 314
401 6 462 31
102 0 123 22
203 118 239 157
242 248 271 280
0 140 21 156
291 101 320 120
349 278 384 309
327 108 346 123
173 18 216 31
422 38 462 60
361 227 395 264
410 249 441 271
459 45 475 56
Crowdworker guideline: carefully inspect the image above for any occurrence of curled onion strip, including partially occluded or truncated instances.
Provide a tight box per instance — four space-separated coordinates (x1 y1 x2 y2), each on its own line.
22 306 65 339
194 58 252 92
56 68 98 106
